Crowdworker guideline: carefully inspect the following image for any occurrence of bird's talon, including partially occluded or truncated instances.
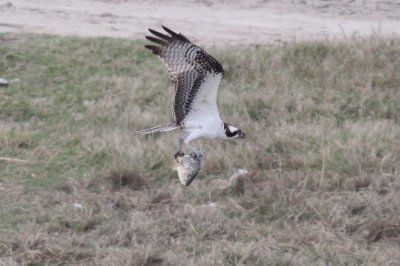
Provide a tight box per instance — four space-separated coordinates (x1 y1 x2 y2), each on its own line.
174 151 184 159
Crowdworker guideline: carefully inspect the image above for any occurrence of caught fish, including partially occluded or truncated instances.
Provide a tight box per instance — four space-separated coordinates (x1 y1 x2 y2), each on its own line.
173 151 204 186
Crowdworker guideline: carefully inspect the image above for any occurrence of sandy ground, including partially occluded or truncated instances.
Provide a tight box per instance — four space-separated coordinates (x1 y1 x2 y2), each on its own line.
0 0 399 46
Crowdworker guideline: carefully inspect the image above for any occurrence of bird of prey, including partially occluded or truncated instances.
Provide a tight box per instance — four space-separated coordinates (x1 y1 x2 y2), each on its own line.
138 26 245 157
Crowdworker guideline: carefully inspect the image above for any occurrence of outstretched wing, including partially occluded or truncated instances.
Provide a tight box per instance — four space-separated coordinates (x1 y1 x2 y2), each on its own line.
145 26 224 124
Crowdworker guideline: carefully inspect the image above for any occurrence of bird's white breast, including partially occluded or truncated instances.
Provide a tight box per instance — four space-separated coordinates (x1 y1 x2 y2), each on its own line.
185 73 222 119
182 73 225 140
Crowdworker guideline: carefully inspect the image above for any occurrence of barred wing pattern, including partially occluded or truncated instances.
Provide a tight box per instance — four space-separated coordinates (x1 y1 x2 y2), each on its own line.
145 26 224 124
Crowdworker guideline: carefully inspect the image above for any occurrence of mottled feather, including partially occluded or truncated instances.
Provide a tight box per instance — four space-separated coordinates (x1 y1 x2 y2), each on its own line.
145 26 224 124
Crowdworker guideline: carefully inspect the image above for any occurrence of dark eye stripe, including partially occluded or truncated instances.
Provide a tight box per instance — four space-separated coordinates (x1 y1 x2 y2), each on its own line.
225 128 238 138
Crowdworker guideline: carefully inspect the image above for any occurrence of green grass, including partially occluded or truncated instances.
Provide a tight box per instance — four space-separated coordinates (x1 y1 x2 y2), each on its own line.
1 33 400 265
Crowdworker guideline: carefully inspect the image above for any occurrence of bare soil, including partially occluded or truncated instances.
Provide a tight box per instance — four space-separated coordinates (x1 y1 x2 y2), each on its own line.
1 0 399 45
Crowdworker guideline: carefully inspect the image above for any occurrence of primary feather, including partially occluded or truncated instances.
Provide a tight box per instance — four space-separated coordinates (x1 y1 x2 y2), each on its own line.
145 25 224 125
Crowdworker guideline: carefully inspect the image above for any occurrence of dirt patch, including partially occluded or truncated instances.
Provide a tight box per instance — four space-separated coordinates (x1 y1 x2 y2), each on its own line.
1 0 399 46
106 169 148 191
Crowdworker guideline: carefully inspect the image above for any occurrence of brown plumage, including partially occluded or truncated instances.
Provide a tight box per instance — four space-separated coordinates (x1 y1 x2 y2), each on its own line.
145 26 223 124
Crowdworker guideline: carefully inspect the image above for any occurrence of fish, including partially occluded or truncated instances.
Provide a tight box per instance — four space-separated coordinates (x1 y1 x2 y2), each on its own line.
173 151 204 186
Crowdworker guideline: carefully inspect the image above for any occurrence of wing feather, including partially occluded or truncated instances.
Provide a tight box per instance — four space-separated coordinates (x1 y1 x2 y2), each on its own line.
148 28 172 41
145 36 167 46
145 26 224 124
144 45 160 54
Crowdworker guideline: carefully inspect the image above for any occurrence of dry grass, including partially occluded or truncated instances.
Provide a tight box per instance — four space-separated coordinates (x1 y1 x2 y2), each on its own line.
1 33 400 265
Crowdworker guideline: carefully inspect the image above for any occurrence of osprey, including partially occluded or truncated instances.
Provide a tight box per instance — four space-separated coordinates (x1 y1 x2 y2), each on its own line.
138 26 245 157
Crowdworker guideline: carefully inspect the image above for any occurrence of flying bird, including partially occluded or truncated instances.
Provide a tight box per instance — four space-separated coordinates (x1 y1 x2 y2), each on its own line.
138 26 245 157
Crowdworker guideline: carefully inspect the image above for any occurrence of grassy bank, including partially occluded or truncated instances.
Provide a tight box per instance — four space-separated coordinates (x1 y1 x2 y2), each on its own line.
1 33 400 265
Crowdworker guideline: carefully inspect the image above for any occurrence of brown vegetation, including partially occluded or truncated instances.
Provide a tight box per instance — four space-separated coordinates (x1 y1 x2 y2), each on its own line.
1 33 400 265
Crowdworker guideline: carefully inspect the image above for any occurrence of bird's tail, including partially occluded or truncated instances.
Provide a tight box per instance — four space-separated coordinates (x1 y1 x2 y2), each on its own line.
137 123 179 135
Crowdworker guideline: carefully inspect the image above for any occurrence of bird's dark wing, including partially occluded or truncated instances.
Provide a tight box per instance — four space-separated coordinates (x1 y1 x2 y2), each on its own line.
145 26 224 124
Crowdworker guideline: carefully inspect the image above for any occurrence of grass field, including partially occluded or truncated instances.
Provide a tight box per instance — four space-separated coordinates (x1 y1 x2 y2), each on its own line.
1 33 400 265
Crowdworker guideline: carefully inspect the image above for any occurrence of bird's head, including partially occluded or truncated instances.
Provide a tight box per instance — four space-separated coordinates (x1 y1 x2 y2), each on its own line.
224 123 246 139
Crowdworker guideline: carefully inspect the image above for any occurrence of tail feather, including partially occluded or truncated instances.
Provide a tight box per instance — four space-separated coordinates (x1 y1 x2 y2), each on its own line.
137 123 179 135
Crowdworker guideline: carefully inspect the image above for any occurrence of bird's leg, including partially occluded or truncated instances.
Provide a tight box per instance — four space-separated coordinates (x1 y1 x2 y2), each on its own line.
186 143 197 153
174 137 185 159
174 131 200 159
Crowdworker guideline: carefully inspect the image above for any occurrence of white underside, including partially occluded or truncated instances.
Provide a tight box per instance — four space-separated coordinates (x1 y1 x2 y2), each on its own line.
180 73 225 145
182 116 225 144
